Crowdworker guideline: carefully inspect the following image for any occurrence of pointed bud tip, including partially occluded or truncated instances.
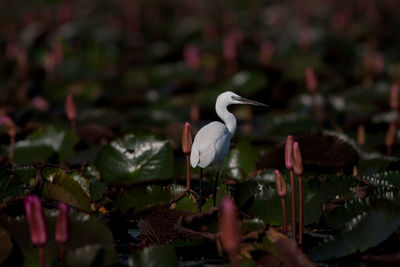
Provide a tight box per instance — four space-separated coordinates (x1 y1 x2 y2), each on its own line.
185 122 191 128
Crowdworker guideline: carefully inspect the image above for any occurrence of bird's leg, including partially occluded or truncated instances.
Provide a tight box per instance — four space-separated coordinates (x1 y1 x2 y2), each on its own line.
199 168 203 212
213 163 222 207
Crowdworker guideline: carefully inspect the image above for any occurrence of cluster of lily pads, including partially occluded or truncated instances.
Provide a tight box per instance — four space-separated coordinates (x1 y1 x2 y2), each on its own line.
2 0 400 266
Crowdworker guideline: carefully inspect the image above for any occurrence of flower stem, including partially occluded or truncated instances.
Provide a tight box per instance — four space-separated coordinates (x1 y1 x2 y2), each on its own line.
290 170 296 241
281 197 287 234
298 175 303 245
59 244 65 267
9 135 15 161
38 246 45 267
186 154 191 190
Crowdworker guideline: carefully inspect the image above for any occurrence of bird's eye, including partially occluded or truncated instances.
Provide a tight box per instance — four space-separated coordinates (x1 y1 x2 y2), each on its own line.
231 96 235 99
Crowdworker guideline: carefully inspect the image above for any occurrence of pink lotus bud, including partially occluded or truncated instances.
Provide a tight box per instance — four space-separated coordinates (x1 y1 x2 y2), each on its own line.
357 125 366 146
292 142 303 176
1 115 16 138
219 198 241 254
182 122 192 154
305 67 317 93
298 27 311 51
259 41 275 66
223 34 236 63
285 136 294 169
65 94 77 121
55 202 69 244
390 84 399 110
24 195 47 246
274 170 287 198
32 96 50 112
184 45 201 70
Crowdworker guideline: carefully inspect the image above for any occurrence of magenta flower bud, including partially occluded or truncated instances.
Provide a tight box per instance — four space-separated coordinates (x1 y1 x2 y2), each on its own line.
65 94 77 121
182 122 192 154
219 198 241 254
292 142 303 176
274 170 287 198
390 84 399 110
0 115 16 138
285 136 294 169
184 45 201 70
55 202 69 244
305 67 317 93
24 195 47 246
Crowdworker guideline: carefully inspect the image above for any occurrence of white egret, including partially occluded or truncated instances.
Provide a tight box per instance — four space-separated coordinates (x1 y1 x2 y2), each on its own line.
190 91 267 210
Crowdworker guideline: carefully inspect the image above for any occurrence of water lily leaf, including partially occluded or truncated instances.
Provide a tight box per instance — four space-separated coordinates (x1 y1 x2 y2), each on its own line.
95 134 173 184
89 177 106 202
202 183 230 212
44 170 90 212
310 199 400 261
0 168 29 203
13 126 79 164
234 179 321 226
117 185 173 212
364 171 400 205
0 225 13 264
232 71 268 97
222 139 258 180
318 175 357 202
131 245 178 267
2 210 117 267
359 154 397 176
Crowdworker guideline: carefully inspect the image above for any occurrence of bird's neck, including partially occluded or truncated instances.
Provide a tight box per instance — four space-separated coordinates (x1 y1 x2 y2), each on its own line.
216 102 236 135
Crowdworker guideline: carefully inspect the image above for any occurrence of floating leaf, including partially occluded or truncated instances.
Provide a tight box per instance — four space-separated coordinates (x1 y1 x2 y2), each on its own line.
13 126 79 164
222 139 258 180
310 200 400 261
364 171 400 205
2 210 117 266
44 170 91 212
95 134 173 184
131 245 178 267
234 179 321 225
117 185 173 212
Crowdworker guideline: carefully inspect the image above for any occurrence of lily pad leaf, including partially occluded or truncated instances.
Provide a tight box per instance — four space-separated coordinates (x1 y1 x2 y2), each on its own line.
44 170 91 212
13 126 79 164
131 245 178 267
234 179 321 226
2 210 117 266
310 199 400 261
117 185 173 212
95 134 173 184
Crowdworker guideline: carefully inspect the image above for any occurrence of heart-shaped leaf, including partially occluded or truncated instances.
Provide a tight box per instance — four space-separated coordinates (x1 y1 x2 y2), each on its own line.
95 134 173 184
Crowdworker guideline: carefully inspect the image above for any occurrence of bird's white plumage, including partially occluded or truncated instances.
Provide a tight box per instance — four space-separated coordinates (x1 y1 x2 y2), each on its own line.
190 91 267 170
190 121 232 168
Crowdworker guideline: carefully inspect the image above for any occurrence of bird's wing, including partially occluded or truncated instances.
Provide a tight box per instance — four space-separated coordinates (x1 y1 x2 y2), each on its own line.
190 121 230 168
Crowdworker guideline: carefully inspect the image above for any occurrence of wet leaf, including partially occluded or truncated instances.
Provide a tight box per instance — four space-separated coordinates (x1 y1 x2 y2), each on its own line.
117 185 173 212
310 199 400 261
2 210 117 266
222 139 258 180
13 126 79 164
95 134 173 184
364 171 400 205
44 170 91 212
234 179 321 225
131 245 178 267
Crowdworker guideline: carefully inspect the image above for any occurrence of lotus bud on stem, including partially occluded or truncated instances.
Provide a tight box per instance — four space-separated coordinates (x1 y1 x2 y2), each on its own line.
385 122 396 156
390 84 399 111
219 198 241 267
293 142 304 245
65 94 77 131
24 195 47 267
274 170 287 234
182 122 192 190
56 202 69 267
357 124 366 147
1 115 16 161
285 135 296 241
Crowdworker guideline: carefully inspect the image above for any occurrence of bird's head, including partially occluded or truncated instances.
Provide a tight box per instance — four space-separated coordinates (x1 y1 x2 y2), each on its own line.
218 91 268 107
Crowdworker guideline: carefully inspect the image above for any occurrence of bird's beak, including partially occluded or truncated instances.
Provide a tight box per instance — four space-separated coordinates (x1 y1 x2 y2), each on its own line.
237 96 268 107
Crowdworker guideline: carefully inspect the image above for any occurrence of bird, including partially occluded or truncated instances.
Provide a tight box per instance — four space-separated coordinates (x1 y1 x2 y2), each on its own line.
190 91 268 211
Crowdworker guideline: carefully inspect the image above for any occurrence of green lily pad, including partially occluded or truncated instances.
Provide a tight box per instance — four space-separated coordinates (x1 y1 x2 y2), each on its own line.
44 170 91 212
117 185 173 212
310 199 400 261
95 134 174 184
13 126 79 164
222 139 258 180
234 179 321 226
131 245 178 267
2 210 117 267
364 171 400 205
